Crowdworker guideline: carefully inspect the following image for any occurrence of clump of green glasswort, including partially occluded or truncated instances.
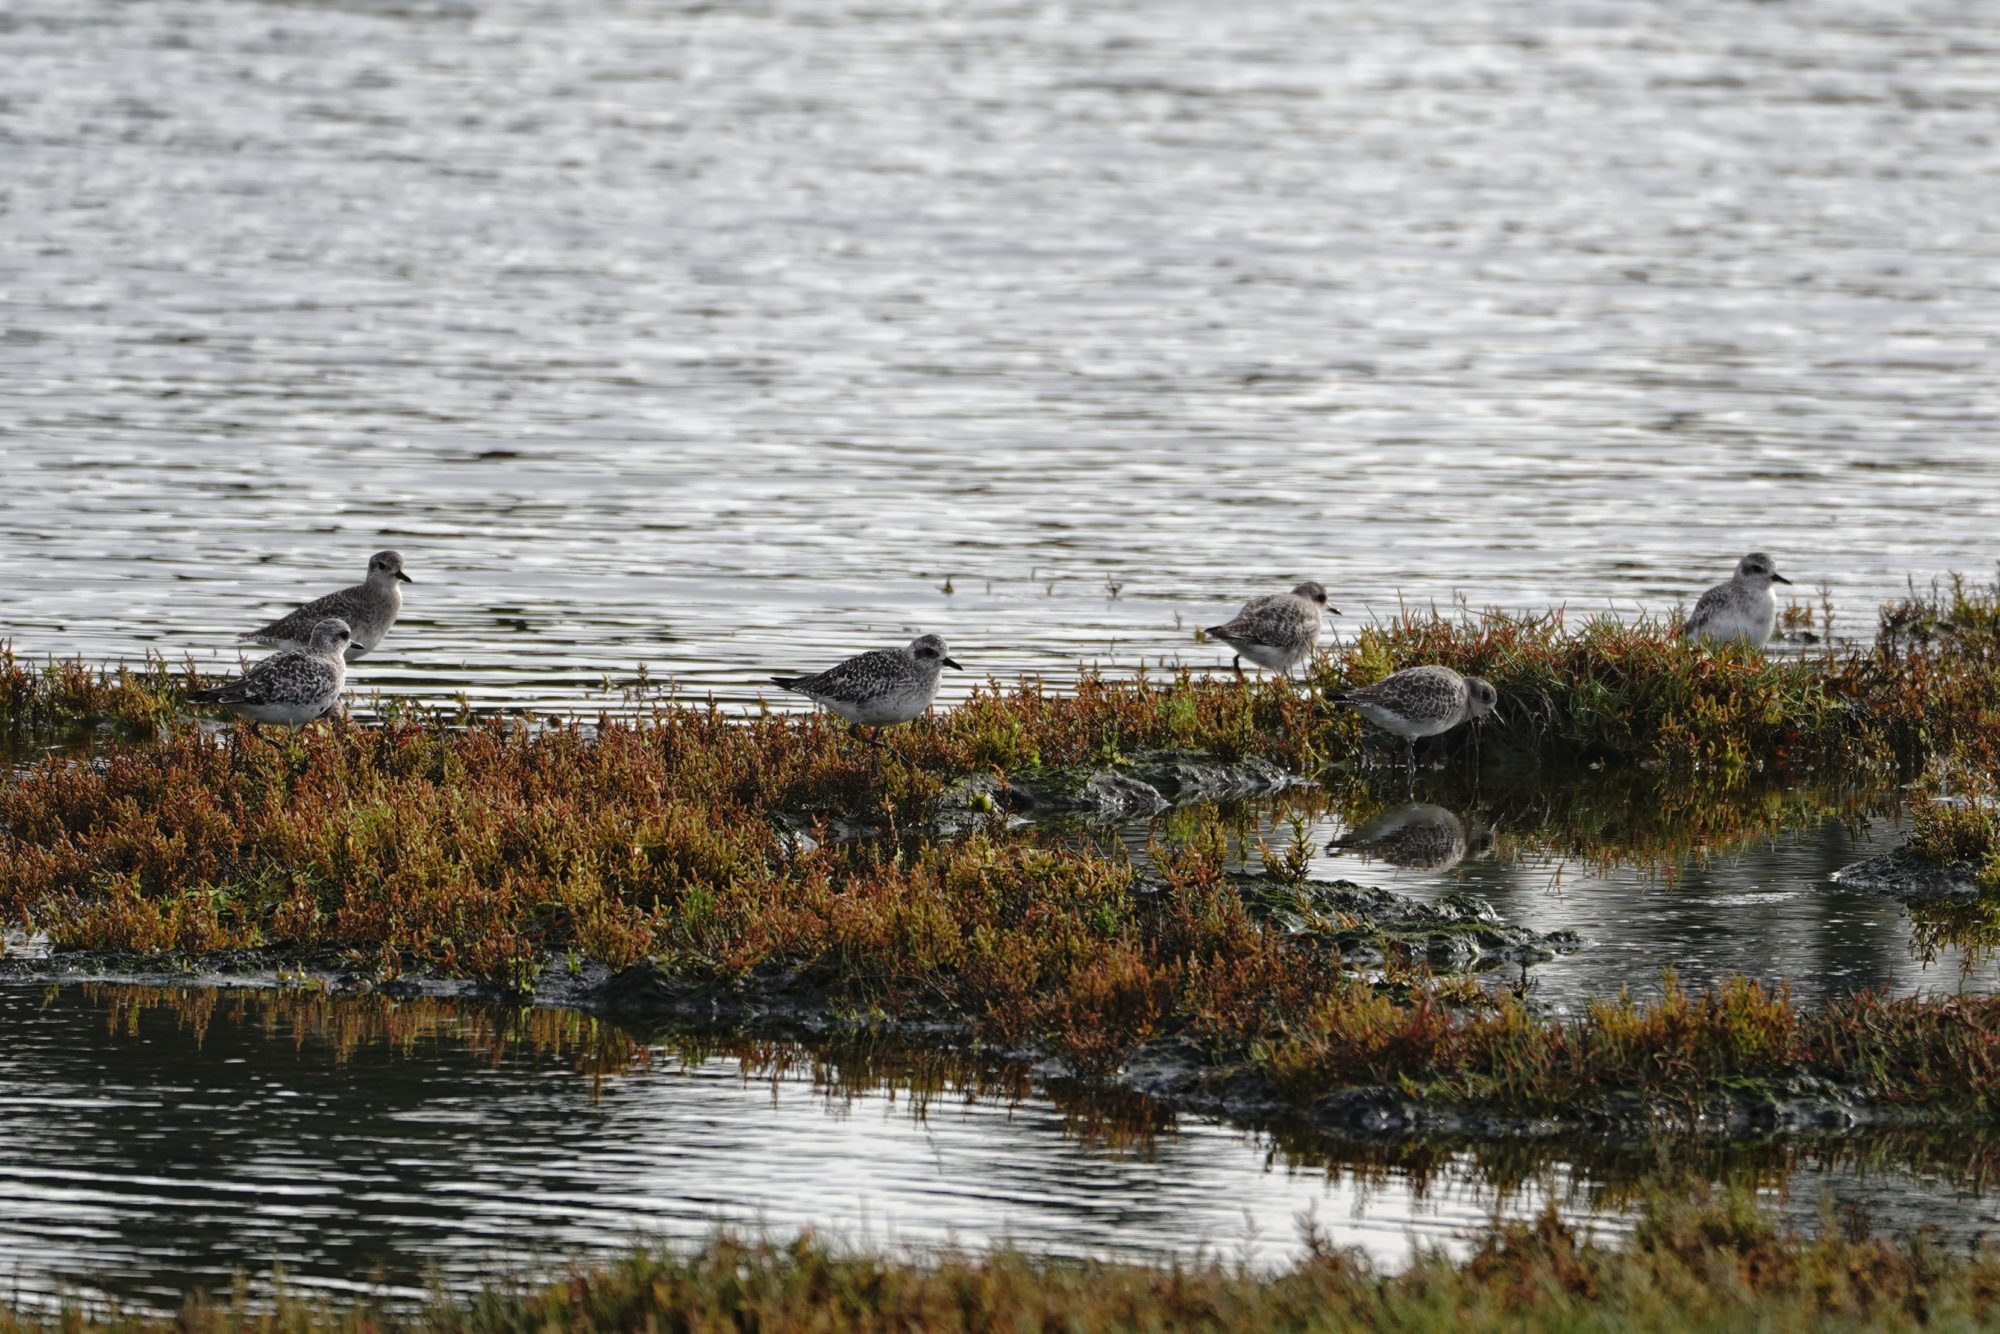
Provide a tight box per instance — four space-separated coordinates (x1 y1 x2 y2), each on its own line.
1312 573 2000 775
4 1188 1995 1333
1253 968 2000 1119
0 647 194 738
1904 759 2000 887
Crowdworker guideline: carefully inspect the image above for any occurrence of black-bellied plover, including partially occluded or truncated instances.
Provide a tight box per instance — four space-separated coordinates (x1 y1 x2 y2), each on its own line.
191 617 351 726
1680 552 1792 649
1205 581 1338 681
242 550 413 662
770 633 963 742
1332 665 1499 778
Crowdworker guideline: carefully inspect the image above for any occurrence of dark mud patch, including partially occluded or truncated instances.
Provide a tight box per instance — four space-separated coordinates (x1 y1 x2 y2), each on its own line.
935 748 1298 829
1100 1042 1916 1142
1225 874 1583 969
1833 846 1984 902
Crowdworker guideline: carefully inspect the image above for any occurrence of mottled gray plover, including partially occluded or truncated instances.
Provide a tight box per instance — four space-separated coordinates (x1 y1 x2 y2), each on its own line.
1205 581 1338 680
1679 552 1792 649
1332 665 1499 778
771 633 963 742
242 550 413 662
191 617 351 727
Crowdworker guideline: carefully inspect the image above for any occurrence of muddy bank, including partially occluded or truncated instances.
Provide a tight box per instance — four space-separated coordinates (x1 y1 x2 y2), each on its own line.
1833 846 1984 902
0 947 1965 1147
931 748 1300 830
6 877 1982 1146
1105 1041 1924 1142
0 869 1572 1016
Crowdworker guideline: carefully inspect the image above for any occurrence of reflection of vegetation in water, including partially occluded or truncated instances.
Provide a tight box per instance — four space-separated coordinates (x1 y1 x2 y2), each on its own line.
66 983 2000 1232
1259 1117 2000 1220
82 985 653 1089
1909 898 2000 979
1332 767 1894 883
1145 766 1891 886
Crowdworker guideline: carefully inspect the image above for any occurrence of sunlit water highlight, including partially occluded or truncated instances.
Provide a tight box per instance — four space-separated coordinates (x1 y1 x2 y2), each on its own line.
3 0 1999 715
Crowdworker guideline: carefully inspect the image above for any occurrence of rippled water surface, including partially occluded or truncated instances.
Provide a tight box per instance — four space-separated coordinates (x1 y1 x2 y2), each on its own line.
0 985 1620 1307
4 0 1999 710
7 984 2000 1310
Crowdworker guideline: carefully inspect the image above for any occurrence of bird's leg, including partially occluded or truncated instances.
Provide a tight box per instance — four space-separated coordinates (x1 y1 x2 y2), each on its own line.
1404 736 1418 798
1231 654 1244 679
849 723 885 752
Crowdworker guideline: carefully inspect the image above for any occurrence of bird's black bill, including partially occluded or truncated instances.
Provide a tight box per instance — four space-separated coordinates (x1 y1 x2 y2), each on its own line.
397 572 415 584
943 656 964 670
1772 574 1792 585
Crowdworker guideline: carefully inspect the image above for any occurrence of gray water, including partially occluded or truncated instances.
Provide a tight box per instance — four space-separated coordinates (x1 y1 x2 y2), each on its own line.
8 983 2000 1313
4 0 2000 712
0 985 1620 1308
1262 799 1980 1010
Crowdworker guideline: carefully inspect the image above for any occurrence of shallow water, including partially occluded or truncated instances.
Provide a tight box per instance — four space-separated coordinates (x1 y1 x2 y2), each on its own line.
0 985 1621 1308
1315 804 1970 1009
1094 780 1990 1007
4 0 2000 714
6 983 2000 1312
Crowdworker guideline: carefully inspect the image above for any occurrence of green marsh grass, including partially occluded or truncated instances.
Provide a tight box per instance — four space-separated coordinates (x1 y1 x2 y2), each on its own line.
0 646 195 739
11 723 1995 1122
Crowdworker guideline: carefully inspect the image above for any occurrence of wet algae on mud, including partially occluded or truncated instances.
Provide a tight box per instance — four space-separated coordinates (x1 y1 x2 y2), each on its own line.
9 582 2000 1140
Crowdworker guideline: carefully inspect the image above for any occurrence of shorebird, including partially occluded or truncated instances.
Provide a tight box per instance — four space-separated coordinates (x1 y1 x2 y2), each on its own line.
1332 665 1499 781
1680 552 1792 649
190 617 351 727
770 633 963 744
241 550 413 662
1205 581 1338 681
